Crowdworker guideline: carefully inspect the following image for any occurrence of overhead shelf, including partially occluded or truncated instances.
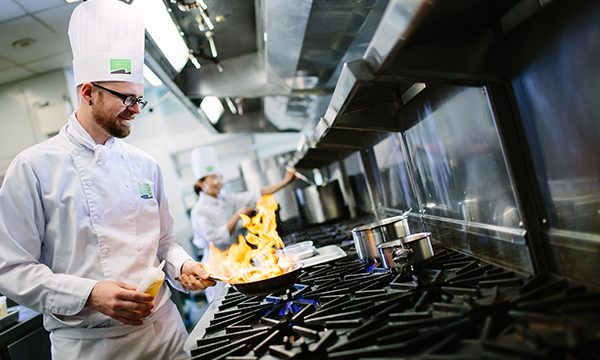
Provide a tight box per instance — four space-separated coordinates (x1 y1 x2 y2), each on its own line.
323 60 420 132
293 0 524 169
293 146 347 169
364 0 520 78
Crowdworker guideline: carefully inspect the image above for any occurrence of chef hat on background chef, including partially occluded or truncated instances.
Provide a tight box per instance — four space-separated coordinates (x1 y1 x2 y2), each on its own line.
191 146 223 180
68 0 145 86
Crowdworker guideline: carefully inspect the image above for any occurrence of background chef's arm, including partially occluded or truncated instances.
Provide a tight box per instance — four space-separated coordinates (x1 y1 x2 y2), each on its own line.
227 208 257 235
260 169 296 195
152 166 196 291
0 156 97 315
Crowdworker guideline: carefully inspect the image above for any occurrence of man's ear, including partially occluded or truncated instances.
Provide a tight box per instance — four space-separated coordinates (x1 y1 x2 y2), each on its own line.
81 83 94 105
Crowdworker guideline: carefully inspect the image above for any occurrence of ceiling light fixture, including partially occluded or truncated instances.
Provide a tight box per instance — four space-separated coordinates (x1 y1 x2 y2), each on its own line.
12 38 36 48
224 97 237 115
132 0 189 72
206 32 218 58
189 54 202 69
235 97 245 116
177 0 221 71
200 96 224 125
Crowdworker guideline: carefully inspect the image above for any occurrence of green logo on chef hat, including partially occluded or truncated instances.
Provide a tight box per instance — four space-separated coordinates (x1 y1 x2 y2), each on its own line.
110 59 132 75
138 183 154 199
206 165 214 171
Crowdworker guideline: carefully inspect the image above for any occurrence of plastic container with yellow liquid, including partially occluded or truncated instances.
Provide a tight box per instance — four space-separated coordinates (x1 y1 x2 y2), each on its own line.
136 260 165 299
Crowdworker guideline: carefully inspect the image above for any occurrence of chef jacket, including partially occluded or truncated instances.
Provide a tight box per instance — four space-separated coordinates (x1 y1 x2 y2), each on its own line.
191 190 260 254
0 113 192 338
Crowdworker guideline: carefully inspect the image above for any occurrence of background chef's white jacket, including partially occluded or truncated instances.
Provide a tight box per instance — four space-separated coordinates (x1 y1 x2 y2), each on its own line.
0 114 193 336
191 190 260 254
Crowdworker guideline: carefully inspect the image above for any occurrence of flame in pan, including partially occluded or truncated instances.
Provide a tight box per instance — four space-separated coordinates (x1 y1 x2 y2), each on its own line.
205 194 295 283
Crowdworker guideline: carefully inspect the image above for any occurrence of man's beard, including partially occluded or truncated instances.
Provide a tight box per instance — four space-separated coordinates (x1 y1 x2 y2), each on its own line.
92 97 133 138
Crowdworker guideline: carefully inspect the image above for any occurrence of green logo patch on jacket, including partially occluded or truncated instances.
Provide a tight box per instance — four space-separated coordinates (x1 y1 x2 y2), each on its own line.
138 183 153 199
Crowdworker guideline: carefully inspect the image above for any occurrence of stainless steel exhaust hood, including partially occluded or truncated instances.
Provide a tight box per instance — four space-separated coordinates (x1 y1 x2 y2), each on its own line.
291 0 528 168
163 0 388 133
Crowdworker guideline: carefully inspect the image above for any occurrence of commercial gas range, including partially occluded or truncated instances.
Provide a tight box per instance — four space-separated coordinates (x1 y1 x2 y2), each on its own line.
186 224 600 359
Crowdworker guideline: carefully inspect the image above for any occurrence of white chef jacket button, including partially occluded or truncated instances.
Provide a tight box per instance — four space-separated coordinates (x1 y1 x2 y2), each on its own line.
125 183 130 188
85 180 93 186
72 149 79 156
136 246 142 252
101 248 110 255
92 216 100 223
120 155 125 159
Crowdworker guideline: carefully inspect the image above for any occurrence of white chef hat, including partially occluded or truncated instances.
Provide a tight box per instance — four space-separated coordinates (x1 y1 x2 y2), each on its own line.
191 146 223 180
68 0 145 86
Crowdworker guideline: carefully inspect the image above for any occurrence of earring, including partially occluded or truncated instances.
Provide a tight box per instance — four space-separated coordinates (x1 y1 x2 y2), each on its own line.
88 100 92 106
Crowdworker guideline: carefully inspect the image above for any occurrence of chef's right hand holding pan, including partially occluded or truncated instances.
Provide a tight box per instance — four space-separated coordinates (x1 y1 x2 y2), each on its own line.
178 260 216 290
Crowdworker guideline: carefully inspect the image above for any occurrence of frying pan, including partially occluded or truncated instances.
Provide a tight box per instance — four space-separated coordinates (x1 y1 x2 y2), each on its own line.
179 263 303 297
214 263 303 296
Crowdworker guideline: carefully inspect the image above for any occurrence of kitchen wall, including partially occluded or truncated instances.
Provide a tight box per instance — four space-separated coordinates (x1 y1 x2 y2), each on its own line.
372 133 417 212
0 70 73 174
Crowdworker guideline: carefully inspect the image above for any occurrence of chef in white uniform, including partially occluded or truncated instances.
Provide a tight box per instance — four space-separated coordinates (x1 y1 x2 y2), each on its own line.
189 147 295 301
0 1 214 359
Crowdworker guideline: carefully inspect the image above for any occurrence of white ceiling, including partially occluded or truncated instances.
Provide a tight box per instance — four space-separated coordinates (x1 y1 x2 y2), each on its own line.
0 0 77 85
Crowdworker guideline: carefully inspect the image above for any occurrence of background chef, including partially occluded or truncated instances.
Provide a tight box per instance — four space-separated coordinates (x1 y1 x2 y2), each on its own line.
189 146 295 300
0 0 214 359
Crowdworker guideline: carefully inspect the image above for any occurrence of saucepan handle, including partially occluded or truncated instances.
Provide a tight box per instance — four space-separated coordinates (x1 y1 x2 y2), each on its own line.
392 247 410 262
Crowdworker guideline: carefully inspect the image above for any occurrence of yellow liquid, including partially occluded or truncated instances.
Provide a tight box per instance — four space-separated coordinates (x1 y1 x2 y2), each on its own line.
145 279 164 297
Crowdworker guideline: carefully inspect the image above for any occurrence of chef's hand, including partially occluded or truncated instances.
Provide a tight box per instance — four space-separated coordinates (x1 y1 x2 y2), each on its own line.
238 207 256 217
179 260 216 291
228 207 255 234
86 280 154 326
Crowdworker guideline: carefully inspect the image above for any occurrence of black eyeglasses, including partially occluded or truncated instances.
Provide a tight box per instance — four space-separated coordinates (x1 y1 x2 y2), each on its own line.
92 83 148 110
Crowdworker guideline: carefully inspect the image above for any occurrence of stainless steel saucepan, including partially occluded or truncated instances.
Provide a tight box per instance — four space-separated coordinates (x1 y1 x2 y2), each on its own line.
376 232 434 271
351 209 411 261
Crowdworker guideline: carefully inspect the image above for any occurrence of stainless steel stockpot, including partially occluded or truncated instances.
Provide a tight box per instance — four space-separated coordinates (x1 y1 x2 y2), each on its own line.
377 232 434 270
351 212 411 261
295 180 348 226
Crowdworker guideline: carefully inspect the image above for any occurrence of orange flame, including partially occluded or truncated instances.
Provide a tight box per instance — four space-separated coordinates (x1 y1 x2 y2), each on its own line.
205 194 295 283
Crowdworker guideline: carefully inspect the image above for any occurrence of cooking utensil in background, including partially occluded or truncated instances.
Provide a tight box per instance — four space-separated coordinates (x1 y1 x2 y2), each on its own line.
285 166 317 187
351 209 412 261
295 179 349 225
377 232 434 271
